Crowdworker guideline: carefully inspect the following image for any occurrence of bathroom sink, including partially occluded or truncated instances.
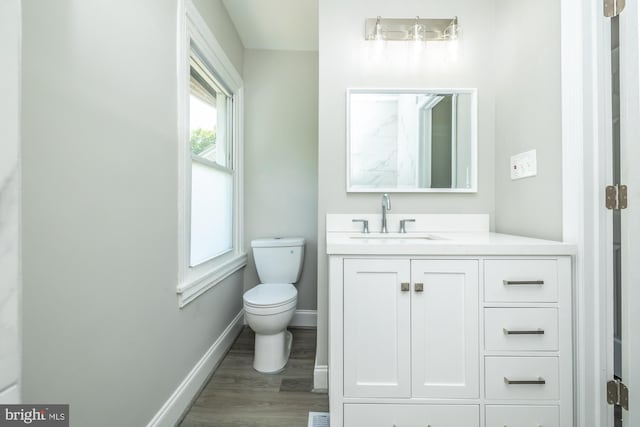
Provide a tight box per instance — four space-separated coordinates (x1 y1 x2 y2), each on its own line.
349 234 446 241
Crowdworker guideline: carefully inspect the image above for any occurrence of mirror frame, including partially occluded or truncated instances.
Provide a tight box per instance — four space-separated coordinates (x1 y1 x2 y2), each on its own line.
346 88 478 193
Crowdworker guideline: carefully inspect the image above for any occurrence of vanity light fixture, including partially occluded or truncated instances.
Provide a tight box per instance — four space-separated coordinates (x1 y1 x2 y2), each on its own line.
365 16 460 42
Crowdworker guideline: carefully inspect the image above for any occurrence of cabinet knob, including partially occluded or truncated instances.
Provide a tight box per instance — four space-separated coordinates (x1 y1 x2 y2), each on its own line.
400 282 410 292
414 282 424 292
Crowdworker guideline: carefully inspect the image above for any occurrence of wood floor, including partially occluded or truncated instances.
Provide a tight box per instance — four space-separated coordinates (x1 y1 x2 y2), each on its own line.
179 327 328 427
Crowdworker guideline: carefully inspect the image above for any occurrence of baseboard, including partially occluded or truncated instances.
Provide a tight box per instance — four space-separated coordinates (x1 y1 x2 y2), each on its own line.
290 310 317 328
313 364 328 392
146 310 244 427
0 384 20 404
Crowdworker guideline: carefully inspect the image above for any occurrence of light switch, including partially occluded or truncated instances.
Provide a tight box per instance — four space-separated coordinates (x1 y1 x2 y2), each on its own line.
510 149 537 180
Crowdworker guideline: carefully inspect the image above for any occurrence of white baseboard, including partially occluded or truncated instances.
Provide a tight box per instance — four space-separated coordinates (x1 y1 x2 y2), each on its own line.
146 310 244 427
0 384 20 404
290 310 317 328
313 364 328 392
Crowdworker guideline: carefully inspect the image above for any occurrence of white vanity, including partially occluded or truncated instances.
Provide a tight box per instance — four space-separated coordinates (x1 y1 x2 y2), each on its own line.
327 214 575 427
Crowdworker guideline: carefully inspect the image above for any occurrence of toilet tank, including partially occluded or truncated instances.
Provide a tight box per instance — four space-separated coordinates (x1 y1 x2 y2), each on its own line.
251 237 305 284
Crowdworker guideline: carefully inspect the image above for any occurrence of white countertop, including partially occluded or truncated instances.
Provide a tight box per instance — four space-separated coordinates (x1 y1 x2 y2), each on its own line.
325 213 576 256
326 231 576 256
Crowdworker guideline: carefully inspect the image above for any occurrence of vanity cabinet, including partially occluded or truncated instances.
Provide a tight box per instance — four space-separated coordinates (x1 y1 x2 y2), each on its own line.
343 259 478 399
329 255 573 427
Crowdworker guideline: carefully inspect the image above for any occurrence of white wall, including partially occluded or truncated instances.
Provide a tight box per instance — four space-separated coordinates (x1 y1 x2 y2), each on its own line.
316 0 496 373
243 49 319 310
0 0 21 404
493 0 562 241
21 1 245 425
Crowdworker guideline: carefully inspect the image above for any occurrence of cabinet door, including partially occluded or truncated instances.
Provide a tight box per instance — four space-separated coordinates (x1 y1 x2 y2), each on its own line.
344 259 411 398
411 259 479 398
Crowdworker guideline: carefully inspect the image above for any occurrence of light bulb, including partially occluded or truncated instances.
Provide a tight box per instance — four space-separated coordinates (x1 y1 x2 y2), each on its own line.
445 16 459 40
413 16 422 41
374 16 383 41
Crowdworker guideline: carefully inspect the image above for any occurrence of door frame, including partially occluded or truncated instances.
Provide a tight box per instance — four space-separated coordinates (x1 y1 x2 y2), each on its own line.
561 0 615 425
619 0 640 423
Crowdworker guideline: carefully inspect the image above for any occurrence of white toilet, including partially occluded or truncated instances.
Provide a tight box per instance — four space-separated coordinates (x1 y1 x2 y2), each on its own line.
243 237 305 373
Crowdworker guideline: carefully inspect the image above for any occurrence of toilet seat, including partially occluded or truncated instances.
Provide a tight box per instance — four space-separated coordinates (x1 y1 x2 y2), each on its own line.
243 283 297 315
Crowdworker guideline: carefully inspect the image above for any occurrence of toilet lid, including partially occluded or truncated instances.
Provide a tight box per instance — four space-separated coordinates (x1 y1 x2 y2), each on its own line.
244 283 297 308
251 237 305 248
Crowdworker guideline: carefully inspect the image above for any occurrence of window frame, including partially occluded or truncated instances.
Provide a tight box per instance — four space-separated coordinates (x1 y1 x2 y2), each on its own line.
176 1 246 308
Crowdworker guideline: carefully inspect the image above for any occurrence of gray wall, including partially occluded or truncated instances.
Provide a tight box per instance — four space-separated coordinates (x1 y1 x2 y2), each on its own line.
21 1 245 425
316 0 497 370
0 0 21 403
192 0 245 74
243 49 319 310
493 0 562 240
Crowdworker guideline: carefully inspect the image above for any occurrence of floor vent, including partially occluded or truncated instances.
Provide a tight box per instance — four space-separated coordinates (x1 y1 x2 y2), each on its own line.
308 411 330 427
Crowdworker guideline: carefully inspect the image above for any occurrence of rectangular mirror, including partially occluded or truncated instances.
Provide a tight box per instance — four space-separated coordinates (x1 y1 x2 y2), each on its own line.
347 88 478 192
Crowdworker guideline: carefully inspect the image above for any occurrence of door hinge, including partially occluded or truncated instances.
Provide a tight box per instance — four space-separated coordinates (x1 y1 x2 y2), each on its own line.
607 379 629 410
604 0 626 17
606 184 628 210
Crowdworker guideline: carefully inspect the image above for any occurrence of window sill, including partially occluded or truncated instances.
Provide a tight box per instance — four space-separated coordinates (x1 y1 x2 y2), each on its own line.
177 253 247 308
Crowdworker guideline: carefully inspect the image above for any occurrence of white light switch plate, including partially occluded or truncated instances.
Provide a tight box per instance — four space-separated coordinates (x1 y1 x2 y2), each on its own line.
510 149 537 180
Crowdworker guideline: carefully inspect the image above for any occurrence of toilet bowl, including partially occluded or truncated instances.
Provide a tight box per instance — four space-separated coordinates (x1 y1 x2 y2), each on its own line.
244 283 297 373
243 237 305 373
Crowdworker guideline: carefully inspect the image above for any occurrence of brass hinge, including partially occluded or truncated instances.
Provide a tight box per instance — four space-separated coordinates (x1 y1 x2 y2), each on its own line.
606 184 628 210
607 379 629 410
604 0 626 17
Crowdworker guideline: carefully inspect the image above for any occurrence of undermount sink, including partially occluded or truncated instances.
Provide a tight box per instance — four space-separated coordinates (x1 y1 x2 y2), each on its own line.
349 234 446 241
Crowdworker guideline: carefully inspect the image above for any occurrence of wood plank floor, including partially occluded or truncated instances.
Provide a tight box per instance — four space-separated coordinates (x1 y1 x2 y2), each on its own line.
179 327 328 427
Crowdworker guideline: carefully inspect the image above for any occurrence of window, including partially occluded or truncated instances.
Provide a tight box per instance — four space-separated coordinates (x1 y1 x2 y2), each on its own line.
189 55 233 266
177 3 246 307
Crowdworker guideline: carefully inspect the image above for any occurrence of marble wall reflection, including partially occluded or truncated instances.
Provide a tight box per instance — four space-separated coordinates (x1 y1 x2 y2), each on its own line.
0 169 19 393
349 95 420 189
0 0 21 401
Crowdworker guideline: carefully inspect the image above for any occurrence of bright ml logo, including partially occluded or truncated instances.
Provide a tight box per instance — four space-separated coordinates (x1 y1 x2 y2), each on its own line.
0 405 68 427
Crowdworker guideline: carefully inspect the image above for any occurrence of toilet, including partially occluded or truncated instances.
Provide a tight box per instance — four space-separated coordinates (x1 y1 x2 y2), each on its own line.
243 237 305 373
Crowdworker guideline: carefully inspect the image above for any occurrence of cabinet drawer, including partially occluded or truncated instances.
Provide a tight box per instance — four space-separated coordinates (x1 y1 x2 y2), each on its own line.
485 308 558 351
485 260 558 302
485 357 559 400
344 404 479 427
486 405 559 427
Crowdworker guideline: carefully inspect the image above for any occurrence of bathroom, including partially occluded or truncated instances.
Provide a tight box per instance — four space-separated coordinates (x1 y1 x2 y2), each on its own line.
1 0 639 426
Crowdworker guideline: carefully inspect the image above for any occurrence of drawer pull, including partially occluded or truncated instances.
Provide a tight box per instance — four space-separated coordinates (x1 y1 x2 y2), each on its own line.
400 282 410 292
504 376 546 385
503 328 545 335
503 280 545 286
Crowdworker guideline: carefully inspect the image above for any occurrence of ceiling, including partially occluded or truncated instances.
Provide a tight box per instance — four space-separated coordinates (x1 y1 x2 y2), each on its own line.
222 0 318 52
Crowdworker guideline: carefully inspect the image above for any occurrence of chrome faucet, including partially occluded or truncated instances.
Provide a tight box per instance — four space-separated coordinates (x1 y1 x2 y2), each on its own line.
381 193 391 233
